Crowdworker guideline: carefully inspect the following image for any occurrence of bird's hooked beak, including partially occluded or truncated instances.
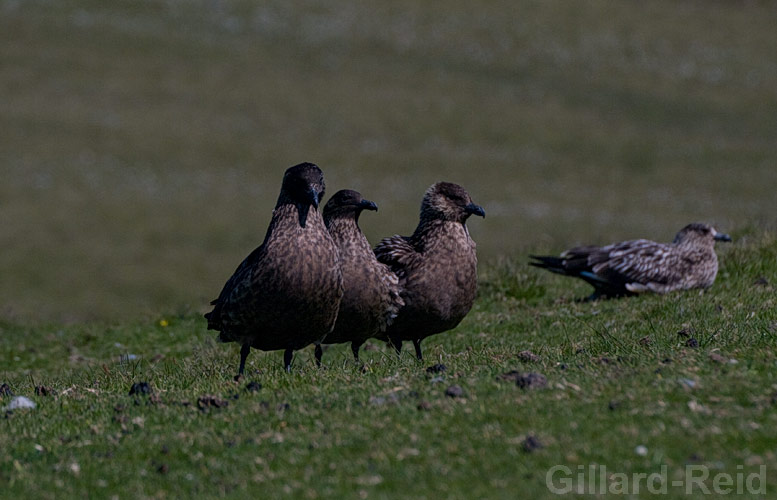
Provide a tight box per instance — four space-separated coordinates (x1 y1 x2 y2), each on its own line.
307 188 320 209
359 199 378 212
464 203 486 218
713 231 732 242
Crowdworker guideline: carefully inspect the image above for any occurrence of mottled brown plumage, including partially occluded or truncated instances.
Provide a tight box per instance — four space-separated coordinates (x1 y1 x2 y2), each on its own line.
318 190 404 364
530 222 732 299
374 182 485 360
204 162 343 373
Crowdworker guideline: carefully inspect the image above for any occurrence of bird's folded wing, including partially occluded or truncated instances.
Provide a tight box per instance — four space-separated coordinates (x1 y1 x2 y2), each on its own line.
378 265 405 330
374 235 418 277
593 240 680 286
205 244 265 328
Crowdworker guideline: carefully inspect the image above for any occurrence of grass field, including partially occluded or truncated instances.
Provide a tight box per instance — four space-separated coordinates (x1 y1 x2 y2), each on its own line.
2 231 776 498
2 0 777 498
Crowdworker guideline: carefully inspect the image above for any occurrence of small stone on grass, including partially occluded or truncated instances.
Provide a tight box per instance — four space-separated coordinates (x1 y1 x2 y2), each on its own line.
4 396 36 411
35 386 56 397
244 381 262 392
426 364 446 374
522 435 543 453
129 382 152 396
516 372 548 390
445 385 464 398
517 350 540 363
197 395 228 410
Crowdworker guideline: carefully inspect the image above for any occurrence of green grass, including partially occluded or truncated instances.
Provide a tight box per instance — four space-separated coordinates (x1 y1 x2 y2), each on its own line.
2 1 777 497
2 232 776 499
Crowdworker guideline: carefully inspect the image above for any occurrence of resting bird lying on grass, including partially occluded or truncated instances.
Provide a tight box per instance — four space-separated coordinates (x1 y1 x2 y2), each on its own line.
318 189 404 365
205 162 343 375
374 182 485 361
530 222 732 300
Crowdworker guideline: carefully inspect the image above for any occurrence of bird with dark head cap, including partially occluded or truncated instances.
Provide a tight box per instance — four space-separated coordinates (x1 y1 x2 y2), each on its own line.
530 222 732 299
374 182 485 361
317 189 404 365
205 162 343 374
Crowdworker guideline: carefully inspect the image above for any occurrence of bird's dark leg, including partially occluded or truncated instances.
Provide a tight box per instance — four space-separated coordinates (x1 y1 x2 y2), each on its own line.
351 342 361 363
238 343 251 376
284 349 293 373
388 334 402 356
314 344 323 367
412 339 423 361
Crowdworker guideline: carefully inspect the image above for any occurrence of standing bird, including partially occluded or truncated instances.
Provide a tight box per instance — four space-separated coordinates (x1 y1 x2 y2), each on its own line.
318 189 404 364
374 182 485 361
530 222 732 299
204 162 343 375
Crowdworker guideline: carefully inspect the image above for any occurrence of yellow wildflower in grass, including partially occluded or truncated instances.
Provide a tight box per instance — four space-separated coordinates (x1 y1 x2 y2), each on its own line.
159 319 169 327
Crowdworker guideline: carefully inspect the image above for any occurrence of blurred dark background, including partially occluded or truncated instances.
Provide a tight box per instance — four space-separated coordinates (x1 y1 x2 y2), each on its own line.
2 0 776 322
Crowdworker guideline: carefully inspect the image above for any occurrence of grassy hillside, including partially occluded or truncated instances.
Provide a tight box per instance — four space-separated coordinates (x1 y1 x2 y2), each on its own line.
2 2 776 497
2 0 777 322
1 231 775 499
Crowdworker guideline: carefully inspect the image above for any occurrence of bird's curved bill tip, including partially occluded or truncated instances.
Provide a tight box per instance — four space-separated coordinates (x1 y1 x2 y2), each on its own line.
308 188 320 208
714 232 732 242
360 199 378 211
465 203 486 218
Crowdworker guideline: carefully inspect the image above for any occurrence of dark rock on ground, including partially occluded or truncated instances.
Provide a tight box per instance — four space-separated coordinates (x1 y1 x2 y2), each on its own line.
129 382 152 396
426 364 447 374
35 386 56 397
445 385 464 398
522 435 543 452
516 372 548 390
245 381 262 392
197 395 228 410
